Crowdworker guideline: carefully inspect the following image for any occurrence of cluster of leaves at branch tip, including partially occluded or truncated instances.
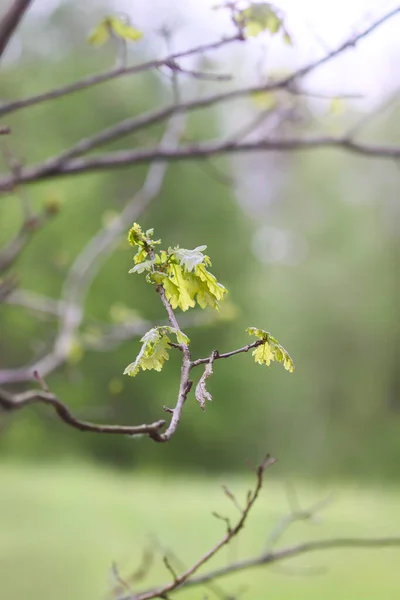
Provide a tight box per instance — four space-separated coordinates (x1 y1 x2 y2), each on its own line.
88 15 143 46
123 224 294 378
247 327 294 373
214 2 292 44
127 222 227 313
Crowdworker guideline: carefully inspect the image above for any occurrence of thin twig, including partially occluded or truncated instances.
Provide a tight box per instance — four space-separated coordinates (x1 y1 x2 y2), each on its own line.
0 385 166 436
0 35 241 118
3 132 397 190
130 455 276 600
0 8 398 190
175 536 400 591
191 341 263 368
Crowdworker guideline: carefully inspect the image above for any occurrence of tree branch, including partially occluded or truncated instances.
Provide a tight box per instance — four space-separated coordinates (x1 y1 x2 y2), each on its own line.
132 455 276 599
0 384 166 436
0 34 241 118
176 536 400 591
2 133 397 190
191 340 264 368
0 7 398 191
0 0 33 59
149 283 193 443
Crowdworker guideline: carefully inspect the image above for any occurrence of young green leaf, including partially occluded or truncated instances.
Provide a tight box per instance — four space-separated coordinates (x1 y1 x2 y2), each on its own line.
233 2 291 43
127 223 227 312
164 264 196 311
88 16 143 46
158 326 190 346
170 246 208 272
110 17 143 42
123 326 190 377
246 327 294 373
129 260 155 274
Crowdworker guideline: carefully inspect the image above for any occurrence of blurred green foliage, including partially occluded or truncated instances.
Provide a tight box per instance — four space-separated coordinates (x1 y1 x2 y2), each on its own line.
0 3 399 480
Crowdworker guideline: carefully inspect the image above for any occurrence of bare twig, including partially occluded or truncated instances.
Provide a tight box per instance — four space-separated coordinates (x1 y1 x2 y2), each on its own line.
0 385 166 436
191 340 263 368
264 494 334 551
176 536 400 591
0 34 241 118
3 132 397 190
0 0 33 59
129 455 276 599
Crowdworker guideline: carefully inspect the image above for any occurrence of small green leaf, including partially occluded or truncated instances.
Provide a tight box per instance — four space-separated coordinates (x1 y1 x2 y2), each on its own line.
124 326 190 377
129 260 155 274
124 328 168 377
171 245 208 272
88 16 143 46
234 3 290 41
158 325 190 346
128 222 147 247
253 342 275 366
164 264 196 312
246 326 294 373
133 248 148 264
109 16 143 41
88 19 111 45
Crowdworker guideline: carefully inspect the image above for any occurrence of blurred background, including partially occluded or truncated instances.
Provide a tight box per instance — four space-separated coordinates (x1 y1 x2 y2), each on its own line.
0 1 399 599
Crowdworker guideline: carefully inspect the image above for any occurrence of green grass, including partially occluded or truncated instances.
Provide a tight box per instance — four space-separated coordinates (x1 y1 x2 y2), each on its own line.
0 463 399 600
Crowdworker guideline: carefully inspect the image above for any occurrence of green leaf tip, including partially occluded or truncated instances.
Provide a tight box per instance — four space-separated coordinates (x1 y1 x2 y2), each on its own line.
123 326 190 378
88 16 143 46
231 2 292 43
246 327 294 373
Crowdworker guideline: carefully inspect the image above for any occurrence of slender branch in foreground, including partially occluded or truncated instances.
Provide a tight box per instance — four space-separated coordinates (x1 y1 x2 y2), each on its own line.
0 34 241 118
132 455 276 600
0 0 33 59
0 382 166 436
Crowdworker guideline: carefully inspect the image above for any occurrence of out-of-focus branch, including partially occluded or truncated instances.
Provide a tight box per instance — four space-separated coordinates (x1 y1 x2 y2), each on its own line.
0 209 50 274
0 7 398 191
2 133 397 190
5 289 63 316
0 34 241 118
175 536 400 592
0 115 186 384
130 455 276 599
0 381 166 436
110 471 400 600
0 0 33 59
